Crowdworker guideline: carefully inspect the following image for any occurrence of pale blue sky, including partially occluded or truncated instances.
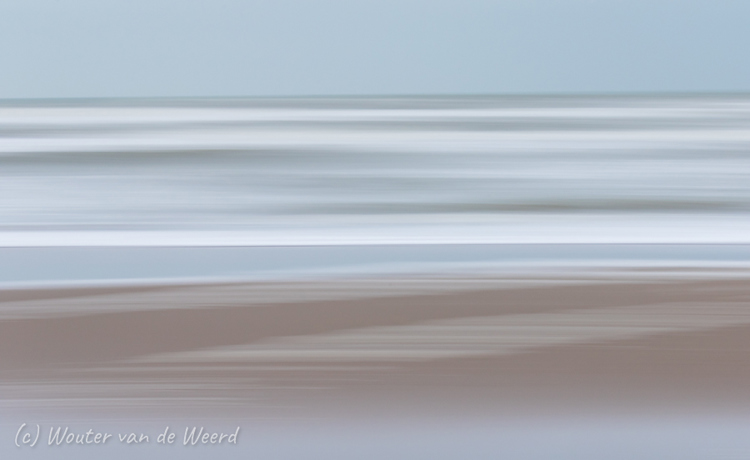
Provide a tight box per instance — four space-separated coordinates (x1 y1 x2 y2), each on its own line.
0 0 748 98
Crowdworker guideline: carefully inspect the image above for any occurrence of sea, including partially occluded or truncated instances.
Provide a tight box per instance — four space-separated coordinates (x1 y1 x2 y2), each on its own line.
1 94 750 284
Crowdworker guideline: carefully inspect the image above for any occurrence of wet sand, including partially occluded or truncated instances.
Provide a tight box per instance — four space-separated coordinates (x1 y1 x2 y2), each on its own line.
2 271 750 421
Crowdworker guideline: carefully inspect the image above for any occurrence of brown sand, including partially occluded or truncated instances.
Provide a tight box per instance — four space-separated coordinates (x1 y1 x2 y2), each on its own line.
2 274 750 420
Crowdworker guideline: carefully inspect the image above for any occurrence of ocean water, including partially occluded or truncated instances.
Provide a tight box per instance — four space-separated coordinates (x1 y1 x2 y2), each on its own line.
1 95 750 248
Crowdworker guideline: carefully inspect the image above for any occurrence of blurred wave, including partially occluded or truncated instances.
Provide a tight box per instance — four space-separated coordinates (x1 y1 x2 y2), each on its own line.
2 95 750 246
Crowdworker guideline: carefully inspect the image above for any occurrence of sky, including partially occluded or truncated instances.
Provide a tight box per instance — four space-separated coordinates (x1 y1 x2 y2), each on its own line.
0 0 749 99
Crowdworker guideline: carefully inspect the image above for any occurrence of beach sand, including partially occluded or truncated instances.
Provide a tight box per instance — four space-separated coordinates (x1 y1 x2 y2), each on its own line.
2 271 750 421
